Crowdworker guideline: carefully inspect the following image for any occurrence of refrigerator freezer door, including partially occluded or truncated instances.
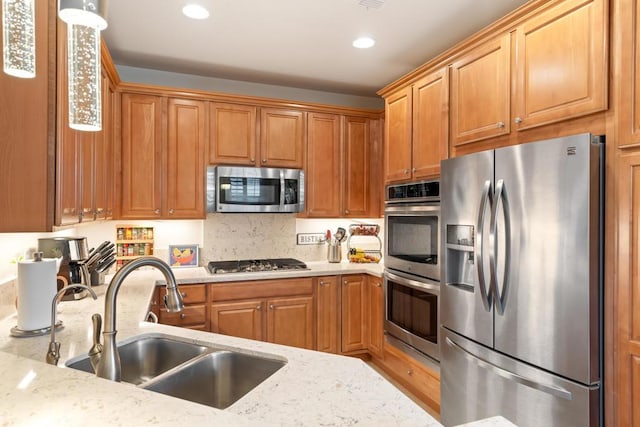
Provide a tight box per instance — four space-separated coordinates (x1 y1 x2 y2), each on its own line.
493 133 601 385
441 328 600 427
441 150 494 347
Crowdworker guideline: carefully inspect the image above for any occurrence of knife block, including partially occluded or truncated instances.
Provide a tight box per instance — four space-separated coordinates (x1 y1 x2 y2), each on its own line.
90 270 106 286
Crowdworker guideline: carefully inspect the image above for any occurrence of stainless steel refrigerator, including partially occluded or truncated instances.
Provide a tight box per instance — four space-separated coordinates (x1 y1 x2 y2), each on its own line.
439 133 603 426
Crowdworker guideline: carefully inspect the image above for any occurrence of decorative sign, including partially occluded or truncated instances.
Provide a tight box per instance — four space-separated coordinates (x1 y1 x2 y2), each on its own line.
296 233 325 245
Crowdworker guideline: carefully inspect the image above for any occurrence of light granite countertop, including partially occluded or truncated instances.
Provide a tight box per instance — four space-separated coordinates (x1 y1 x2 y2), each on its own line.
0 261 514 426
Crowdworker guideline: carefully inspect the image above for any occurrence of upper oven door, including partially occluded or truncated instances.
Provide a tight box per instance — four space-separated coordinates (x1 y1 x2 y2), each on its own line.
385 204 440 281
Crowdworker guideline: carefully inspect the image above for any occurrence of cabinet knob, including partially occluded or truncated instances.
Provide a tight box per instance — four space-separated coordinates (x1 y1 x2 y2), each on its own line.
256 305 261 310
319 281 329 286
403 169 409 174
180 292 187 298
262 159 267 164
180 313 186 319
154 209 160 215
344 209 350 215
169 208 175 214
343 280 348 285
269 304 274 310
375 282 381 287
497 121 505 128
250 158 255 162
412 168 416 173
407 369 413 376
514 117 523 124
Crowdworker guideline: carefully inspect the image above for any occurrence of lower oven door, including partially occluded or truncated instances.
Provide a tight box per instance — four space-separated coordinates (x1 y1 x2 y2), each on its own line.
384 269 440 362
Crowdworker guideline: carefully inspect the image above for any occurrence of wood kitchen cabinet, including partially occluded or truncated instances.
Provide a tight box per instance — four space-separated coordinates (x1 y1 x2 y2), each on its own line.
210 278 315 350
315 276 340 354
384 67 448 184
156 284 208 330
259 107 305 168
209 102 258 165
306 113 342 217
120 93 206 219
450 0 607 148
367 276 384 359
341 274 367 354
306 113 376 217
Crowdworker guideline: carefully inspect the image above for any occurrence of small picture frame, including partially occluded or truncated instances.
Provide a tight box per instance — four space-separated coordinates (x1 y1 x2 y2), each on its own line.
168 244 199 268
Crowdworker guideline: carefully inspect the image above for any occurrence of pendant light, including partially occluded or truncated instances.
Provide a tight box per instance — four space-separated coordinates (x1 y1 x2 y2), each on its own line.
2 0 36 78
58 0 107 132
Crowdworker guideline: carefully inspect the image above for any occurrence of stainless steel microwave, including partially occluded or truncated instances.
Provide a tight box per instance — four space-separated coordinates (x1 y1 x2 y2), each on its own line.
206 166 305 213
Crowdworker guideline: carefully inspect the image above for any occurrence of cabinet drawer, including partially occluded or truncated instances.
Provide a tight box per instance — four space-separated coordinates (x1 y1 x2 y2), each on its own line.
211 278 313 301
159 304 206 326
158 284 206 304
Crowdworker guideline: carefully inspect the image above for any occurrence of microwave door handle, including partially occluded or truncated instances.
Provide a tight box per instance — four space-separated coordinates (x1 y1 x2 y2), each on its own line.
490 179 511 315
476 180 493 311
279 170 285 207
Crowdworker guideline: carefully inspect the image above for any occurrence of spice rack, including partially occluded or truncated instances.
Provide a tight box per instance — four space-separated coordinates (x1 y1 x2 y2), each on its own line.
115 225 155 270
347 224 382 263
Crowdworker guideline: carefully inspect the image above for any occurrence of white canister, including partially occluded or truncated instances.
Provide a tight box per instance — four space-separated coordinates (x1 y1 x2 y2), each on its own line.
16 254 60 331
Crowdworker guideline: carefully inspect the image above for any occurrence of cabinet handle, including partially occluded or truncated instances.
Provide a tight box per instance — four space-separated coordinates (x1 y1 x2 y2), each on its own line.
262 159 267 164
343 280 348 285
269 304 274 310
497 121 505 128
169 209 175 214
407 369 413 376
403 169 409 174
344 209 350 215
256 305 261 310
250 158 256 163
320 281 329 286
514 117 523 124
180 292 187 298
180 313 186 319
412 168 416 173
375 282 381 287
154 209 160 215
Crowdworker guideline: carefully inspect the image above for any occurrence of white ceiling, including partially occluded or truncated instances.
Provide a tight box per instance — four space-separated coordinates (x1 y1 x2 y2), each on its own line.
103 0 529 97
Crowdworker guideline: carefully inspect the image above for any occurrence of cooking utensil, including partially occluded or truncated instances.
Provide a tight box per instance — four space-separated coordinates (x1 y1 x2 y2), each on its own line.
96 256 116 273
335 227 346 242
326 229 332 243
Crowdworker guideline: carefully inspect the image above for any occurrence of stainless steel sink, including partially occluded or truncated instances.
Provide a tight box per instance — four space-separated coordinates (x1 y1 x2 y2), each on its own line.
142 351 286 409
65 334 286 408
66 335 212 384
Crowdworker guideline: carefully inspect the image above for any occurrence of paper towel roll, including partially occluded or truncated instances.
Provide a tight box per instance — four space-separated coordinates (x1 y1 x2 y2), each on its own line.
17 258 58 331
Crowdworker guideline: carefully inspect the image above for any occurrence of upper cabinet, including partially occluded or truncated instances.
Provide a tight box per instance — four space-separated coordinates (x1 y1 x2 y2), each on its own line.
120 93 206 219
450 35 511 146
208 104 305 168
259 107 305 168
384 67 449 184
306 113 379 218
451 0 607 147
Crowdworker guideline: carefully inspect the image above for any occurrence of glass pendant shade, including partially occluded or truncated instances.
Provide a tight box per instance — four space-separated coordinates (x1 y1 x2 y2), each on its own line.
2 0 36 78
67 23 101 131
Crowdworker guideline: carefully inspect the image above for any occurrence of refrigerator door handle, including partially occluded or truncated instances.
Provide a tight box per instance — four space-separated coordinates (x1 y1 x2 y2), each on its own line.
476 180 493 311
445 336 573 401
490 179 511 315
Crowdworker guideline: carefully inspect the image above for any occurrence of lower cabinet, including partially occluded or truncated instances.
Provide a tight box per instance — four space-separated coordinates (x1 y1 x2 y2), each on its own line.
341 274 367 354
155 283 208 330
316 276 340 353
367 276 384 358
210 278 315 350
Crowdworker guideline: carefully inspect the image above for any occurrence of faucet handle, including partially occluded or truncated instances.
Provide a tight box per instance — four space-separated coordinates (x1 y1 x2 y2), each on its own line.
89 313 103 372
46 341 61 365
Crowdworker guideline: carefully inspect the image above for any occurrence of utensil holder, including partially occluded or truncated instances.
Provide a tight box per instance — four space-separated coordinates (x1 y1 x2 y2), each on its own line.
327 243 342 263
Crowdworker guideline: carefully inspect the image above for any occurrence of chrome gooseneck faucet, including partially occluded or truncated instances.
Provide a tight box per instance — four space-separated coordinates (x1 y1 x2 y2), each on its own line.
93 257 184 381
46 284 98 366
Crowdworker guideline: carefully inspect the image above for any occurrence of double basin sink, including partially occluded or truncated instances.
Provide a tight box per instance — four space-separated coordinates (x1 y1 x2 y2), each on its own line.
65 334 286 409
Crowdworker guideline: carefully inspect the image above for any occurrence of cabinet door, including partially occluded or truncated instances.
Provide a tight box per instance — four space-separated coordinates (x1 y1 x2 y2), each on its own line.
450 33 511 146
513 0 607 131
267 296 314 350
209 102 257 165
412 68 449 179
166 98 206 219
341 275 367 353
316 276 340 353
306 113 341 217
619 0 640 148
93 72 114 221
367 276 384 359
211 300 264 341
384 86 412 182
259 108 305 168
343 116 370 217
120 93 163 218
79 131 95 222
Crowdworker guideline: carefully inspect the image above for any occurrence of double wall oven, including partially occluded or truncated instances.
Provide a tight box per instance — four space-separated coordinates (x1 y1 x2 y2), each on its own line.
384 180 440 366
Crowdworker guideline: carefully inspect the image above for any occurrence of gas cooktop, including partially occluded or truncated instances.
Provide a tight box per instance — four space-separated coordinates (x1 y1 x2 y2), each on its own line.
207 258 309 274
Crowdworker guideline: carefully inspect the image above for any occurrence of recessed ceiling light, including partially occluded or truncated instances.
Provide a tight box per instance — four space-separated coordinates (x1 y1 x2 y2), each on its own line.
182 4 210 20
352 36 375 49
